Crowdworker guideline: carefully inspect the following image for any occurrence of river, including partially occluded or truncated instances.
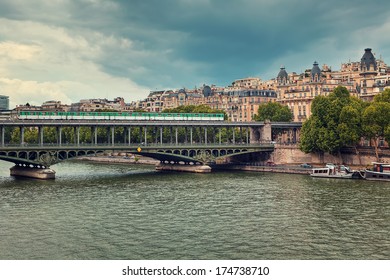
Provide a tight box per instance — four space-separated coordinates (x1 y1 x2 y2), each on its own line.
0 160 389 260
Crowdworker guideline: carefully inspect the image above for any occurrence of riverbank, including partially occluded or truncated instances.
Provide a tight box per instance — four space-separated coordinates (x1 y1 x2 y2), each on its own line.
213 164 312 174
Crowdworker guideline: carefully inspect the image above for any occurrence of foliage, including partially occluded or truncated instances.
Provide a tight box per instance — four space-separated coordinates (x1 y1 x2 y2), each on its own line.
373 88 390 103
253 102 293 122
362 102 390 140
299 86 365 155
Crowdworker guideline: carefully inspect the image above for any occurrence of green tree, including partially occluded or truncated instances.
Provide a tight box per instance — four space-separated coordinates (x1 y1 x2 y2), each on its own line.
373 88 390 103
338 105 363 162
362 102 390 160
299 86 364 159
253 102 293 122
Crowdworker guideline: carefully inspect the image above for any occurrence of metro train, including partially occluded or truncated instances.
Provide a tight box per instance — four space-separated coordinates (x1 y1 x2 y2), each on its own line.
16 111 226 121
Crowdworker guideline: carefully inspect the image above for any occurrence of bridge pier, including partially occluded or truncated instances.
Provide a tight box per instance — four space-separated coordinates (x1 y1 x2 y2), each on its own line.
10 164 56 179
155 162 211 173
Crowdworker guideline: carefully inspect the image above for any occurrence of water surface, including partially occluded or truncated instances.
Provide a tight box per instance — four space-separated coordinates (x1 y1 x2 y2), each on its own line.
0 160 389 259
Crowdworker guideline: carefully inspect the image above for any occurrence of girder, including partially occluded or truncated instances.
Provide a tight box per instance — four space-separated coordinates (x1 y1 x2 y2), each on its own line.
0 144 274 166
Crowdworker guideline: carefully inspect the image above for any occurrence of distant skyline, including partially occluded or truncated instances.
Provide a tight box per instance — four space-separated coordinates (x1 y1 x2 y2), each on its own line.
1 0 390 108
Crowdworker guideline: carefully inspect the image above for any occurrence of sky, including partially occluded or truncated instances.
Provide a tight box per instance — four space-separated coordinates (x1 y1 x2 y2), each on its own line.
1 0 390 108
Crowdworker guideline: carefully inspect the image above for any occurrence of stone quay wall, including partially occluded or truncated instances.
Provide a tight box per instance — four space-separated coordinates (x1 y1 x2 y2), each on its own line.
271 144 390 167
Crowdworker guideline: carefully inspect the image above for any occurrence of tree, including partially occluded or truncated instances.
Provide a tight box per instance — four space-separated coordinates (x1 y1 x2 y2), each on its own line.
338 105 363 163
299 116 322 153
253 102 293 122
373 88 390 103
299 86 365 159
362 102 390 160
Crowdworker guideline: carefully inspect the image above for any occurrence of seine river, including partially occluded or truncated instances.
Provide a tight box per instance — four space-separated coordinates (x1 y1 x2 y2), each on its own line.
0 160 389 260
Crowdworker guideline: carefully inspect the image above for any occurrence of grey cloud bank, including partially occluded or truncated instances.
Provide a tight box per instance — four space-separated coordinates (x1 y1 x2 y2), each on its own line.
1 0 390 108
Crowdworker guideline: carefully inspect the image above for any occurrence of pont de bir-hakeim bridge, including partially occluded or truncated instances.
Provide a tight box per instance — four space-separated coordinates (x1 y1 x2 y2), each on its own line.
0 119 301 178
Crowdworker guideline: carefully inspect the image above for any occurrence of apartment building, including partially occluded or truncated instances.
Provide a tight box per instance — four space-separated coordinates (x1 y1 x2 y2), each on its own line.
276 48 390 121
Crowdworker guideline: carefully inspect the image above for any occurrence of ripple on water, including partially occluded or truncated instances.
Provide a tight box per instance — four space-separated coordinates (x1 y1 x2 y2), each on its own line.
0 161 389 259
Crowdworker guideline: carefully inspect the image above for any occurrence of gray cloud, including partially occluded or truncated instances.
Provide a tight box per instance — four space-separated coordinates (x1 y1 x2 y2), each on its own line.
1 0 390 106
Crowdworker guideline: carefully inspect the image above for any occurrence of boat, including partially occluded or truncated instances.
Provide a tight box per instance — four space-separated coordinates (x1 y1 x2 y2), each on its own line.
364 162 390 181
310 165 353 179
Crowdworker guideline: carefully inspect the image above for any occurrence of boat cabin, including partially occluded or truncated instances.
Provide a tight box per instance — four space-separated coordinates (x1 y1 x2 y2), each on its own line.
372 162 390 173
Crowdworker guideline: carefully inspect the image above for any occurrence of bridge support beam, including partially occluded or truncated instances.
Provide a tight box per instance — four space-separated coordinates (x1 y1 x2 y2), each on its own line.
57 127 62 146
1 126 4 147
10 165 56 179
39 126 44 147
20 126 25 145
111 127 115 146
260 120 272 142
160 126 163 146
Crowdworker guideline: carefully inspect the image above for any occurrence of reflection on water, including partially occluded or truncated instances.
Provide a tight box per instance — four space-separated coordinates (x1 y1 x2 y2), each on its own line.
0 160 389 259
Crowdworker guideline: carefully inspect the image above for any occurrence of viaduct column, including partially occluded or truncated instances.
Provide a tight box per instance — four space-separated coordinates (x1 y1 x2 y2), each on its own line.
260 120 272 142
77 126 80 146
111 127 115 147
160 126 163 146
20 126 25 145
57 127 62 146
39 126 44 147
249 126 261 143
144 126 147 145
127 126 131 146
1 126 4 147
94 126 98 145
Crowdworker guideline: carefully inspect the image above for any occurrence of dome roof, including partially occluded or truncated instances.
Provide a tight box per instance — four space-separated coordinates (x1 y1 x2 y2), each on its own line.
311 61 321 82
202 85 212 97
277 66 288 84
361 48 377 72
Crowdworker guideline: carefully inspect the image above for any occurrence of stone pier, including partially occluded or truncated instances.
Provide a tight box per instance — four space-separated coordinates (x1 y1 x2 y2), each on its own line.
155 163 211 173
10 165 56 179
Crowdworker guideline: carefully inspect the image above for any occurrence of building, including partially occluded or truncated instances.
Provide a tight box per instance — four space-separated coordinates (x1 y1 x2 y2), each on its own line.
276 48 390 121
71 97 125 112
41 100 69 112
0 95 9 110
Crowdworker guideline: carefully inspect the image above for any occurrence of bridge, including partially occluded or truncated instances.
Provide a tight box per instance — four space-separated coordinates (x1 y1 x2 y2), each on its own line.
0 119 301 177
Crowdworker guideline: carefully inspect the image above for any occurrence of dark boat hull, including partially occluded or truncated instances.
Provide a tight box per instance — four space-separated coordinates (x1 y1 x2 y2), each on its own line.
364 170 390 181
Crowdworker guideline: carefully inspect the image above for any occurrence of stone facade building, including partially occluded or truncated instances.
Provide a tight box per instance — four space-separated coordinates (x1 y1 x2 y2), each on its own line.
276 48 390 121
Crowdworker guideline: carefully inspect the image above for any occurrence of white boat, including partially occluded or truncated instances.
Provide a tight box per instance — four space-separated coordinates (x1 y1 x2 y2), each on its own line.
364 162 390 181
310 166 353 179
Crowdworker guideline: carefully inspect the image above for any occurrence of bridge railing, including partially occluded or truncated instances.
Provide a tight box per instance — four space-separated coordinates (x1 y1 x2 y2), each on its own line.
0 142 275 149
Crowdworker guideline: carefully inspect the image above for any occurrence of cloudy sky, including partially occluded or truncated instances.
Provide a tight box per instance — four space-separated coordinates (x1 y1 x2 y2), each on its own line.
1 0 390 108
